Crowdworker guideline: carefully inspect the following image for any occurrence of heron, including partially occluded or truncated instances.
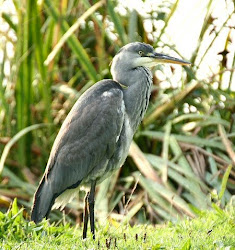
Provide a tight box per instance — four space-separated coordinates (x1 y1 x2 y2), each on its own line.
31 42 190 239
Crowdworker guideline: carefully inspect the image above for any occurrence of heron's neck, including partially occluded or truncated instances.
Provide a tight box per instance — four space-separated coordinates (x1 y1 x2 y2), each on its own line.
114 67 152 131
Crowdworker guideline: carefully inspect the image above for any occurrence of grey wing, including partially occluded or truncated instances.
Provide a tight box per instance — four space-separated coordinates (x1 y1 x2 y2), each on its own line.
45 84 125 194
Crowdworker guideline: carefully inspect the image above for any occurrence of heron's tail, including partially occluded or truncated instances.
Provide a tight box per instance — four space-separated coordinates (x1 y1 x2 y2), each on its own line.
31 176 55 223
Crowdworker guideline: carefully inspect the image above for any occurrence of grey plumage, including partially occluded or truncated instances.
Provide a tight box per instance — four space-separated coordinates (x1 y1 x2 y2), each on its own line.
31 80 125 222
31 42 190 238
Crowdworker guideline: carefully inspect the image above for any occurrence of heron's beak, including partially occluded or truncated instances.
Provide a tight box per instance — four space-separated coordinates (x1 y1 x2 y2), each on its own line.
148 52 191 66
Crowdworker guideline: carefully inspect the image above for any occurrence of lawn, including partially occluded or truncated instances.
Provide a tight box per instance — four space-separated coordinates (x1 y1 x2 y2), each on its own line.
0 199 234 249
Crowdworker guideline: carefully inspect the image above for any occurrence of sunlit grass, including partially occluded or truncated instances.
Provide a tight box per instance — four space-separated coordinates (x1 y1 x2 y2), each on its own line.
0 199 234 249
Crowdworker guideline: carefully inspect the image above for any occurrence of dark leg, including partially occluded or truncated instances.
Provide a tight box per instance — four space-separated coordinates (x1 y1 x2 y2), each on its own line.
82 192 89 239
88 181 96 240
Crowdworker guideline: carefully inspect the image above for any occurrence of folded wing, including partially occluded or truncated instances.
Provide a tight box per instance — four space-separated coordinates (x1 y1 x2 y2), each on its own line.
31 80 125 223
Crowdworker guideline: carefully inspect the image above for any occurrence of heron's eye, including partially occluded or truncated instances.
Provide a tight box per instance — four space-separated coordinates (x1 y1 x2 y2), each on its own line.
138 51 143 56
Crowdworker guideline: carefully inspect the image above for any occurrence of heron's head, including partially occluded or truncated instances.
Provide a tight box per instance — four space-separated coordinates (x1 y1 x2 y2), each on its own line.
111 42 190 81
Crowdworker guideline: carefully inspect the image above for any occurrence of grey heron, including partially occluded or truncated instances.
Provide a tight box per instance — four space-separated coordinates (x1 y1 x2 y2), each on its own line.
31 42 190 239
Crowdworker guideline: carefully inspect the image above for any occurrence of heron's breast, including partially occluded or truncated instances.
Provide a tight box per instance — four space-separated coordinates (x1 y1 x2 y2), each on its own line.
105 113 133 173
90 112 133 184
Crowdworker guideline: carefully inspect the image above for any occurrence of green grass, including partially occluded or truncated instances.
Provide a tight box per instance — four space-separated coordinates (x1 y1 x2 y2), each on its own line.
0 199 234 249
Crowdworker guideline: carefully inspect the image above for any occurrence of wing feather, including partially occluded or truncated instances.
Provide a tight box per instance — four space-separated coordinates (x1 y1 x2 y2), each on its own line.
45 80 125 194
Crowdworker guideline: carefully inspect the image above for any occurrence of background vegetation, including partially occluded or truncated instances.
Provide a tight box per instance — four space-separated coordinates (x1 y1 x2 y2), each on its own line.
0 0 234 229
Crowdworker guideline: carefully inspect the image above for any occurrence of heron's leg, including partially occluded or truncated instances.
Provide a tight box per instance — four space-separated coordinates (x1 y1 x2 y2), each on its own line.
82 192 89 239
88 181 96 240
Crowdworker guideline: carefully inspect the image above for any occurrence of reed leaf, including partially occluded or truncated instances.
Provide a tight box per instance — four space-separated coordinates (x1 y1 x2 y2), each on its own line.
128 10 138 43
123 201 144 224
197 13 233 67
129 141 161 182
135 173 195 218
190 0 213 64
218 165 232 200
0 124 50 175
44 0 105 66
0 47 10 132
162 121 171 183
143 80 199 126
1 167 35 196
140 131 225 150
44 0 99 82
1 12 17 32
155 0 180 45
107 0 128 45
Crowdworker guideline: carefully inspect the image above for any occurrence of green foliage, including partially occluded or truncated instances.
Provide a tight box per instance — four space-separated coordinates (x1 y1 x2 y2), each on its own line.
219 164 232 201
0 199 234 249
0 0 235 227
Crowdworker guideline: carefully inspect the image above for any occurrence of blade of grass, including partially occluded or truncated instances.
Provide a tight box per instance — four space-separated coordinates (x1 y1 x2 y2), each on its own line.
0 46 11 133
128 141 162 183
190 0 213 64
206 147 219 176
143 80 199 126
44 16 55 65
13 0 34 167
218 164 232 200
32 0 52 126
95 176 111 220
197 12 233 68
228 47 235 90
155 0 180 45
134 174 179 219
135 173 195 217
44 0 105 66
140 131 225 150
162 121 171 183
1 12 17 32
109 177 133 217
146 154 208 207
1 167 35 196
173 114 230 128
151 203 177 221
0 124 51 175
170 137 215 205
107 0 127 45
81 0 119 51
169 136 193 173
44 0 99 82
24 0 34 168
122 201 143 224
146 154 202 181
128 10 138 43
218 124 235 165
14 4 25 167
